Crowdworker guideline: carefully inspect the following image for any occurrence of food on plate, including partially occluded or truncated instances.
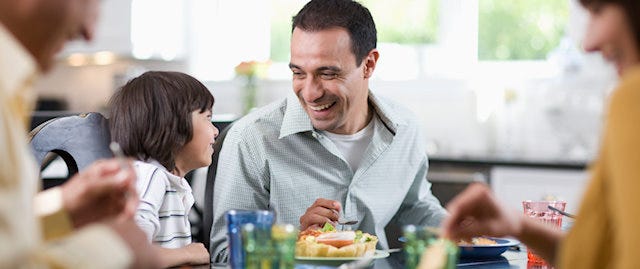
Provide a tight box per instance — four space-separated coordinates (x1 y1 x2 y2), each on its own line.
295 223 378 257
457 237 498 246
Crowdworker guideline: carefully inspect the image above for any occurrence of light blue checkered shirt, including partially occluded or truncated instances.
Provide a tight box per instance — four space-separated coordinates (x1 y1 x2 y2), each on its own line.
210 91 447 262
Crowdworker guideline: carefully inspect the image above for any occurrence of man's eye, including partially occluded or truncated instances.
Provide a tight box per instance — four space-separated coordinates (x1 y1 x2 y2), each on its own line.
321 73 338 79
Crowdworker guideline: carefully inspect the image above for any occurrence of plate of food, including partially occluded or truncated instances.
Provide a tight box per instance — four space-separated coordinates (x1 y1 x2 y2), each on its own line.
457 237 520 258
295 223 387 265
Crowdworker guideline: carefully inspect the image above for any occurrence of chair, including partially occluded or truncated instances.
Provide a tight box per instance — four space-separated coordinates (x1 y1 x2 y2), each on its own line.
197 122 233 250
29 112 113 188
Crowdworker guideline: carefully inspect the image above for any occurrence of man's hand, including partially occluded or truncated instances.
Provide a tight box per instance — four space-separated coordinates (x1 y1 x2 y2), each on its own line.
299 198 341 231
441 183 523 241
60 158 138 228
107 219 161 269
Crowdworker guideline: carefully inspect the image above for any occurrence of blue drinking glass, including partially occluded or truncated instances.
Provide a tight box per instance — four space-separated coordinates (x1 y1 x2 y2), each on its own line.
226 210 275 269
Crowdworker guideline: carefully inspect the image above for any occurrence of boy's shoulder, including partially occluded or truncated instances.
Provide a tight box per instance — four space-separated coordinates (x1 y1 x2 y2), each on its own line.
133 160 170 181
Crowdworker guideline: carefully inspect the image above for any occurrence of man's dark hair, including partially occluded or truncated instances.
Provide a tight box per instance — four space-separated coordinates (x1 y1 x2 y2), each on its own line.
292 0 377 66
579 0 640 51
109 71 214 171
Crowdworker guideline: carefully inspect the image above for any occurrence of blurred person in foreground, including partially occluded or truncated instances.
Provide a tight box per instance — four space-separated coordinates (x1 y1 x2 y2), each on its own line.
442 0 640 268
0 0 159 268
211 0 447 262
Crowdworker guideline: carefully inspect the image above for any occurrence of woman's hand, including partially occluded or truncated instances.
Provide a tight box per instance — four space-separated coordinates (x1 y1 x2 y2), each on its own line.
61 158 138 228
441 183 523 241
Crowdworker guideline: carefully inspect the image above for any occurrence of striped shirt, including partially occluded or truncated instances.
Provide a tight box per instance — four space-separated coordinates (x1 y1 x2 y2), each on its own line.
134 160 194 248
211 92 447 262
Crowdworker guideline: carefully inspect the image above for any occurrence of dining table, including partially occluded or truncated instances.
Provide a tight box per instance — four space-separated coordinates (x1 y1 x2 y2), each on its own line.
204 244 555 269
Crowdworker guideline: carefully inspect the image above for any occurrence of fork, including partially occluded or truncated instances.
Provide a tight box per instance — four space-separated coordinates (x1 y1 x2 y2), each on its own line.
338 257 373 269
332 209 358 230
547 205 576 219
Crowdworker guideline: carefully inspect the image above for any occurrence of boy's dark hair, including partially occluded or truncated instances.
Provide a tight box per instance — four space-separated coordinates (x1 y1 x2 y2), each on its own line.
292 0 377 66
579 0 640 51
109 71 214 171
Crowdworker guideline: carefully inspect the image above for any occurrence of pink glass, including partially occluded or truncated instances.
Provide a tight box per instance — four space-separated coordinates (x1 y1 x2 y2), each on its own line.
522 200 566 265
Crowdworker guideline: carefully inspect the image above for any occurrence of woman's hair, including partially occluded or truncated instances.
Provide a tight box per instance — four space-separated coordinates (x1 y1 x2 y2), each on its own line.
580 0 640 51
109 71 214 171
292 0 377 67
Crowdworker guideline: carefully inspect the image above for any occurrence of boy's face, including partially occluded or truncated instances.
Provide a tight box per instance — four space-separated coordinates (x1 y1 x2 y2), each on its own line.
174 109 218 174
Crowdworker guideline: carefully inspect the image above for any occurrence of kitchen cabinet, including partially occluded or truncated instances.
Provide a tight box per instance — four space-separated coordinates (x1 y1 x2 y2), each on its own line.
427 155 589 214
62 0 132 56
491 166 589 214
62 0 186 61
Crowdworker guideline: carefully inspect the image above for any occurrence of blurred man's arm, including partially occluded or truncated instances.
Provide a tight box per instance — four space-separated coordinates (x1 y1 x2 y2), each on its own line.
392 158 448 227
210 127 269 263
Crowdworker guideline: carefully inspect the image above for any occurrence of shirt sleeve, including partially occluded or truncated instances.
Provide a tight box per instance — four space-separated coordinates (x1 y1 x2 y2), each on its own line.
134 167 165 242
210 126 269 263
605 82 640 269
37 225 133 269
0 156 132 269
34 187 74 241
392 157 448 227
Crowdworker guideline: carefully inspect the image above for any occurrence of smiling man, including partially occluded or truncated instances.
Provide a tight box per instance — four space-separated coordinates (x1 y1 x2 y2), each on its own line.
210 0 447 263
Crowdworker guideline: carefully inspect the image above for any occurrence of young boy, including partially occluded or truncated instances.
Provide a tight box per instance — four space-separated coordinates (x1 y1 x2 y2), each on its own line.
109 71 218 267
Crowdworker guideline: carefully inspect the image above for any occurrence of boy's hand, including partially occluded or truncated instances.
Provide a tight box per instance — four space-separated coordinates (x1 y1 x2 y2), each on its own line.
108 219 161 269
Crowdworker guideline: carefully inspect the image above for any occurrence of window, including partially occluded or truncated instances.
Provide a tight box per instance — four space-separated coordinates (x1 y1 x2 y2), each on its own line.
478 0 569 60
363 0 439 45
188 0 573 81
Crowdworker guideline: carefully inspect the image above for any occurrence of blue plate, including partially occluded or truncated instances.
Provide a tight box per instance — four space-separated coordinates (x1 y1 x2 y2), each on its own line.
397 236 520 258
458 237 520 258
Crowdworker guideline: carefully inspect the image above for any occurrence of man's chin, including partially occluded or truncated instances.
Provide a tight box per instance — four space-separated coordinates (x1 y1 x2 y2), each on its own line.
310 120 334 132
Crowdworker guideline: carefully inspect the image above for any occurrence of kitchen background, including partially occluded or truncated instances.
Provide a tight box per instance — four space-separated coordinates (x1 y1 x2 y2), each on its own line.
37 0 618 214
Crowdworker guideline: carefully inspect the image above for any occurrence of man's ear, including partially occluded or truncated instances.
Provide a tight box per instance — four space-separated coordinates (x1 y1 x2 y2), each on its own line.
363 49 379 79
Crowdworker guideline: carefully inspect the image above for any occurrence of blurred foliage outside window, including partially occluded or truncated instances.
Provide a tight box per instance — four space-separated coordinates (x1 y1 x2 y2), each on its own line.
269 0 440 62
479 0 569 61
362 0 439 44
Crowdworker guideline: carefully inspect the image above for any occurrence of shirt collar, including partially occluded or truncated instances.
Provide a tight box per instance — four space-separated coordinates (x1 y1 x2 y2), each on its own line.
0 22 39 96
145 159 192 192
279 90 406 139
279 94 314 139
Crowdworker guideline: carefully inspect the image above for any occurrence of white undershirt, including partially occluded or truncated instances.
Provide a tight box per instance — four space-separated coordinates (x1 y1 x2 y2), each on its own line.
320 115 377 171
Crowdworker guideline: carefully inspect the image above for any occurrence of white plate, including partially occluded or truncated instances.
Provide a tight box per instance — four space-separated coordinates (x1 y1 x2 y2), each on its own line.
295 250 390 262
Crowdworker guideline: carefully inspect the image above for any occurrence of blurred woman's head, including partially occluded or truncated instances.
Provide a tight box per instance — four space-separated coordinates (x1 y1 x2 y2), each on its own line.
580 0 640 75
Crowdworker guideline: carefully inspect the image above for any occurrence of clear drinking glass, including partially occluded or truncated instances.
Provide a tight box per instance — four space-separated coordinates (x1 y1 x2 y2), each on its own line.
522 200 566 264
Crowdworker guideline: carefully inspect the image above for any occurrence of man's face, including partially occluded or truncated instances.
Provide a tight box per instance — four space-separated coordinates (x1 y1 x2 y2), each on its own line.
289 27 377 135
25 0 99 71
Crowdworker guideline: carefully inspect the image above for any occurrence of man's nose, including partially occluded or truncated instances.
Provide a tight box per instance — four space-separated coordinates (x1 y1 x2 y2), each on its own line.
300 77 324 102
